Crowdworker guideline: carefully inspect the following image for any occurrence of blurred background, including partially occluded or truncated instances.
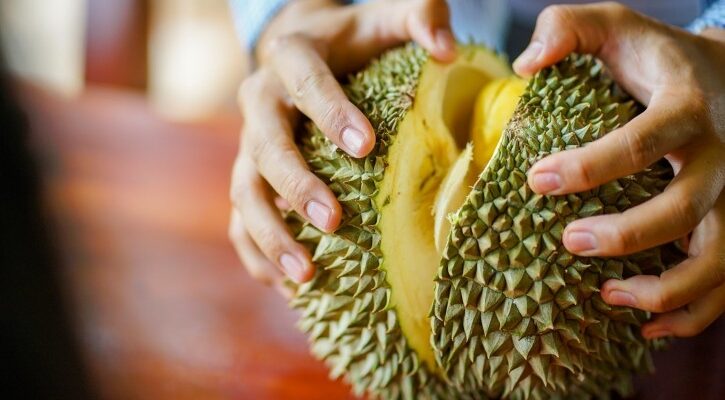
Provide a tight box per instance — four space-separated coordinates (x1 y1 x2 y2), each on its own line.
0 1 723 399
1 0 352 398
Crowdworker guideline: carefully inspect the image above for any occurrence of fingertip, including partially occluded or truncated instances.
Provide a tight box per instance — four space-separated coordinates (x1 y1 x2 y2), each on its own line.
600 278 621 295
358 128 376 157
430 29 457 62
296 254 317 283
305 197 342 233
512 41 543 77
601 278 624 302
602 287 638 308
279 252 314 283
527 157 564 194
562 226 598 255
641 312 679 339
340 108 376 157
641 324 673 340
327 200 343 232
299 264 317 283
528 171 563 194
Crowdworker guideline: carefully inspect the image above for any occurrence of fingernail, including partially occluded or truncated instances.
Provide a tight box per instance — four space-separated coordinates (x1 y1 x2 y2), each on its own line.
435 29 455 53
305 200 331 229
644 329 672 339
530 172 562 193
341 127 366 155
513 41 543 69
607 289 637 307
565 230 598 252
280 253 306 282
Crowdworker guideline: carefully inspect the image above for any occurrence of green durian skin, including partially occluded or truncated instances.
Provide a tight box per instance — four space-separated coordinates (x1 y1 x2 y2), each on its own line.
431 54 679 400
287 44 680 400
288 45 471 400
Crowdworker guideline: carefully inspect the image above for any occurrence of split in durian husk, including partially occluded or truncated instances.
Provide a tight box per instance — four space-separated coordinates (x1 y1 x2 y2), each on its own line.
289 45 511 399
287 44 681 400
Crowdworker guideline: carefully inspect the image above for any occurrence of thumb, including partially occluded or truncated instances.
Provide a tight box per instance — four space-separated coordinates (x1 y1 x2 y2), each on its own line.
513 3 638 77
356 0 456 62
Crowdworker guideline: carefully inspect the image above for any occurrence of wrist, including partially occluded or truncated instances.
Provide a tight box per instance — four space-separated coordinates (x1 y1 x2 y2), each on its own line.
256 0 337 62
699 27 725 42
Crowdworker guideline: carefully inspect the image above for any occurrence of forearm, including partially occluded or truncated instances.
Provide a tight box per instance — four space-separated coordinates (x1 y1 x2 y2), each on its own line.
700 27 725 42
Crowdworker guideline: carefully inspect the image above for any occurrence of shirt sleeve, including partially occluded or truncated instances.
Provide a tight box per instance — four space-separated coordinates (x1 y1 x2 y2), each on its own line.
229 0 289 50
688 0 725 32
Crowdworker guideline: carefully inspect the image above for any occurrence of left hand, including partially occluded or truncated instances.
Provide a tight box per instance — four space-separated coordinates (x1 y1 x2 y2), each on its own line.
513 2 725 339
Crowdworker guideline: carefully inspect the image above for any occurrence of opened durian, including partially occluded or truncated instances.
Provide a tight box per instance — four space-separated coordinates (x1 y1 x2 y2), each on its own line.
286 44 678 399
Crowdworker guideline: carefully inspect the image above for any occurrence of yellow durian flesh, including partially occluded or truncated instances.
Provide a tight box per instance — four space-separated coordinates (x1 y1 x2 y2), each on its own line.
471 76 528 170
431 76 527 262
432 144 476 254
376 48 510 370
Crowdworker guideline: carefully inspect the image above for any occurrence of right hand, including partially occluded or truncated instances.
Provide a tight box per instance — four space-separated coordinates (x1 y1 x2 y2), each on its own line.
229 0 456 289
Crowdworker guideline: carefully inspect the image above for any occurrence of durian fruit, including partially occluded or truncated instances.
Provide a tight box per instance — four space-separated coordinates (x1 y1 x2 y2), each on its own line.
287 44 678 400
431 56 677 399
290 45 511 399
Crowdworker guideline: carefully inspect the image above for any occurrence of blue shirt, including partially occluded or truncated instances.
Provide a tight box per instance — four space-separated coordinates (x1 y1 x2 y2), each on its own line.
230 0 725 56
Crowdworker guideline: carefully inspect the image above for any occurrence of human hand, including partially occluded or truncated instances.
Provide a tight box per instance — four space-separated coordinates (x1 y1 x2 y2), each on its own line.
229 0 456 289
513 2 725 338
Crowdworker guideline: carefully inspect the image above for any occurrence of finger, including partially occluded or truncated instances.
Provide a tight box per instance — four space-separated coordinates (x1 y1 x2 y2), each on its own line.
563 149 725 256
602 252 725 314
237 70 342 233
527 94 701 195
275 197 292 211
601 197 725 313
229 209 296 299
640 283 725 338
232 154 315 283
355 0 455 62
267 35 375 157
512 2 659 80
228 209 283 285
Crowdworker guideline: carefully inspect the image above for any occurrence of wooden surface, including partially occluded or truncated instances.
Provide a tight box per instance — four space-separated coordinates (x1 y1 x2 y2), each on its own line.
20 84 725 399
21 85 352 400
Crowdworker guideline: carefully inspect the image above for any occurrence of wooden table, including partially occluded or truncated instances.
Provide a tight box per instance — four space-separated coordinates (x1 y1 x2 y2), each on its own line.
21 85 724 400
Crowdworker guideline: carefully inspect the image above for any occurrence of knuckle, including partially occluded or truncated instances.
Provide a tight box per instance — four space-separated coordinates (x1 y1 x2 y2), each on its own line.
245 264 274 285
253 225 285 260
651 290 675 313
229 178 249 207
292 69 328 101
251 135 301 178
267 32 309 55
621 126 657 169
319 102 348 135
672 195 706 231
601 2 630 17
572 157 595 187
609 222 640 254
228 225 238 245
248 133 283 164
677 313 707 337
279 171 316 207
539 5 573 25
708 254 725 286
680 91 712 132
237 72 265 109
227 220 242 244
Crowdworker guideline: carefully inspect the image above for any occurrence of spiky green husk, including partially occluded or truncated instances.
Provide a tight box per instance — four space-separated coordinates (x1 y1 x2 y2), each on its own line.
431 55 678 399
289 45 466 400
288 45 680 400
